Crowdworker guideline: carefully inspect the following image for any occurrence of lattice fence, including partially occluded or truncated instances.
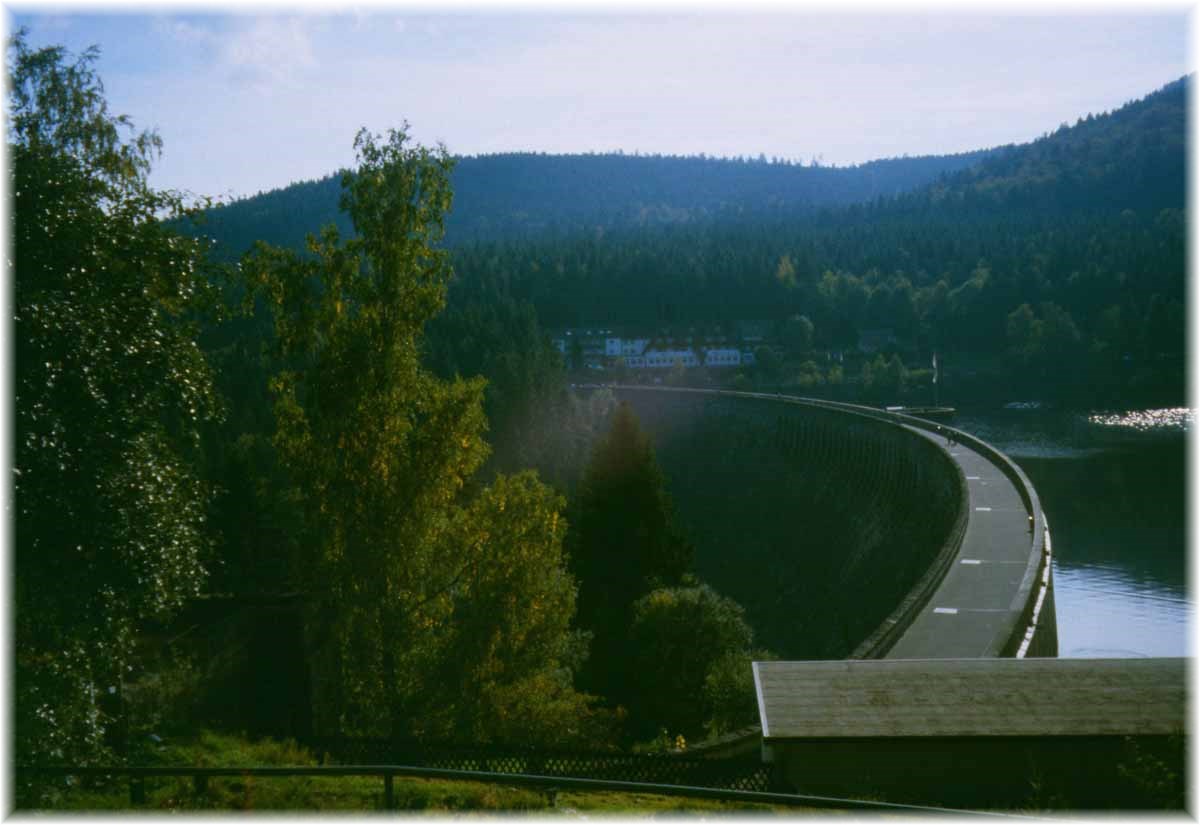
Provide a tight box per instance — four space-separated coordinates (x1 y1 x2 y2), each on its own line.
307 738 774 792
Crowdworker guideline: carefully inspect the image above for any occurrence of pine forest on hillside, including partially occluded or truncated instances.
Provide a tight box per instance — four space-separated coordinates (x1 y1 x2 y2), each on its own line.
194 77 1187 410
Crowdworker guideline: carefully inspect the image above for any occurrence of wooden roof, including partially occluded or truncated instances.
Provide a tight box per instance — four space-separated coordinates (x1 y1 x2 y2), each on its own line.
754 658 1186 740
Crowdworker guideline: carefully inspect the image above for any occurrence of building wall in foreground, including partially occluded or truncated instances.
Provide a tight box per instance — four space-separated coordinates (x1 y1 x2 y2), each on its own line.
770 734 1182 808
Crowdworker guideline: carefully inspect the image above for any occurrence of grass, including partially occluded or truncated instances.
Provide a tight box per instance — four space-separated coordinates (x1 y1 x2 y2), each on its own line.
21 730 810 814
553 790 792 815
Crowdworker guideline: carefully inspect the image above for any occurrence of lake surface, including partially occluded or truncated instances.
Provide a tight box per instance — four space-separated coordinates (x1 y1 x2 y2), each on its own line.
953 407 1190 658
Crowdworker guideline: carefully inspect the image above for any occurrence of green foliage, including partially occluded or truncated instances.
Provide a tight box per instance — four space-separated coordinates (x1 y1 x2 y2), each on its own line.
774 254 798 289
11 31 220 769
520 388 620 493
1006 303 1040 362
414 472 608 746
791 359 826 390
20 730 791 813
702 648 776 738
778 313 814 355
241 126 593 746
1004 301 1084 395
753 345 782 385
121 648 205 748
568 402 692 708
625 585 755 738
859 353 908 402
423 293 566 475
558 789 784 814
1114 734 1186 809
9 33 160 189
19 730 551 812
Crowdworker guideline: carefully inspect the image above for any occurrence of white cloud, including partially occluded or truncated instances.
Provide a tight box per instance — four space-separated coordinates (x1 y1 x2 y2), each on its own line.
118 11 1187 197
220 16 317 90
158 18 214 45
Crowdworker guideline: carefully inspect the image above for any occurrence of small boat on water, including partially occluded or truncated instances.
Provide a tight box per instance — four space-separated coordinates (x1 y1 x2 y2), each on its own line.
884 405 957 421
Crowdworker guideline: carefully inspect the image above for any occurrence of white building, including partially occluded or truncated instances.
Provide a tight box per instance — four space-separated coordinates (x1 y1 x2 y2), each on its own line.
622 338 649 358
641 340 700 368
554 329 759 371
703 347 742 367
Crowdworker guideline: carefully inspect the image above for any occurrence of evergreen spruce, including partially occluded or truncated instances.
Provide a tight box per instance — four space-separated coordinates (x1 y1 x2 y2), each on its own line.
568 402 692 707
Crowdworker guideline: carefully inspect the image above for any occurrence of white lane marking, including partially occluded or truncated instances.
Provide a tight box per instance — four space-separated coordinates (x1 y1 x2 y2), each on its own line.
966 476 981 480
960 559 982 565
934 606 1009 615
975 507 992 511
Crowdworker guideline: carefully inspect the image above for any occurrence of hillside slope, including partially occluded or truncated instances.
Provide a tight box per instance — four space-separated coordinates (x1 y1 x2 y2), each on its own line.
188 148 993 259
441 77 1186 405
905 76 1186 216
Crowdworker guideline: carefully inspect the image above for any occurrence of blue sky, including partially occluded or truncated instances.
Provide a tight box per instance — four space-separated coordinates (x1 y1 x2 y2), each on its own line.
6 7 1191 200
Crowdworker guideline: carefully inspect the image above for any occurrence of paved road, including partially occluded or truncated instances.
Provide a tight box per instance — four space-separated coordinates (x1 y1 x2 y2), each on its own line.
885 428 1034 659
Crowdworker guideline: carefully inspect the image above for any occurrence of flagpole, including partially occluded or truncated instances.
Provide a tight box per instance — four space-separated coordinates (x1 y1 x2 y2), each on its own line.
932 351 939 406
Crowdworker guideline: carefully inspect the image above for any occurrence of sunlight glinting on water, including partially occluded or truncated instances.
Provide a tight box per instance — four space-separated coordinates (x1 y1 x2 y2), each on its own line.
1086 407 1194 432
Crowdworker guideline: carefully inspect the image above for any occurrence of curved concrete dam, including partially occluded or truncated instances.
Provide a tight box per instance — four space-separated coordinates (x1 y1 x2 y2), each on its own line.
607 386 1057 661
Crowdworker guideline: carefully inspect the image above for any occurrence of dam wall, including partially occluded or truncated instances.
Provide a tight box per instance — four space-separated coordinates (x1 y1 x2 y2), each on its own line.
609 386 1055 662
612 387 967 660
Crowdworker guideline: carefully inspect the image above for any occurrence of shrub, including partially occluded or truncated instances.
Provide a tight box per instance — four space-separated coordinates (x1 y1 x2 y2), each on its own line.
702 647 777 738
626 584 754 738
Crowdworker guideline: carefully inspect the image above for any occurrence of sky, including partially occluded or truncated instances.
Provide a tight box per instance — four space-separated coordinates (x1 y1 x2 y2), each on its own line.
5 4 1192 201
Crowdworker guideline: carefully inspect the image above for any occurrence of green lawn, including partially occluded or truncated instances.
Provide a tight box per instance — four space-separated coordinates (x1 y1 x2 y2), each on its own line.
18 731 810 814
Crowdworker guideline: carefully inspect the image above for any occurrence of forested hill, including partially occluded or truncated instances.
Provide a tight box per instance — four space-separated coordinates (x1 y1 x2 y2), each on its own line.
442 76 1186 406
190 77 1184 262
446 149 995 238
188 147 994 259
893 75 1186 217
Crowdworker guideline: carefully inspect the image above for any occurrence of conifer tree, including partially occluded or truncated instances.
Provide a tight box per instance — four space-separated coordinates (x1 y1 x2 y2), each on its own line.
568 401 692 706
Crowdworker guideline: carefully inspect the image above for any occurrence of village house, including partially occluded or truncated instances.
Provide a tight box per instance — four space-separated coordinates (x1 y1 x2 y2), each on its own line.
550 325 767 371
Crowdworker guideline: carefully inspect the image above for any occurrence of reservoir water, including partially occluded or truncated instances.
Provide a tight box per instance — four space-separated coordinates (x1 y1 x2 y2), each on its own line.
953 407 1190 658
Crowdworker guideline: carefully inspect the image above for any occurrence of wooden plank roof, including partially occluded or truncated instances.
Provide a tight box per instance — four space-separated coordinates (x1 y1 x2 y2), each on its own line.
754 658 1186 740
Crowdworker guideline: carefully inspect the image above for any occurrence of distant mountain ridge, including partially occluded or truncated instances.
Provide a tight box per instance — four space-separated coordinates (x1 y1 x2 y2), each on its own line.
188 74 1187 286
188 147 997 260
443 148 996 240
